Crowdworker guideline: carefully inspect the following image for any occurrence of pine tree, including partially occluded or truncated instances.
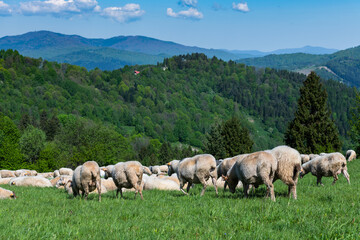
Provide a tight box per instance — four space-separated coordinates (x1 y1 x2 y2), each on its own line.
205 122 226 159
349 91 360 153
284 72 341 153
221 117 253 157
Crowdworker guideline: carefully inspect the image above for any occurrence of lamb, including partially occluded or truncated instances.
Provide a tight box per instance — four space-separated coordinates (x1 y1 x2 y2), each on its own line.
300 152 350 185
59 168 74 176
0 187 16 199
72 161 101 201
216 154 248 190
9 176 52 187
103 161 144 200
223 151 277 201
346 150 356 162
0 170 16 178
301 154 310 164
167 154 218 196
269 145 302 199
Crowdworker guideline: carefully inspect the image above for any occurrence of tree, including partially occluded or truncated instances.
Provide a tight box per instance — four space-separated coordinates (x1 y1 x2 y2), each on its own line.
349 90 360 153
205 122 226 159
284 72 341 153
19 126 46 164
221 117 253 157
0 114 24 169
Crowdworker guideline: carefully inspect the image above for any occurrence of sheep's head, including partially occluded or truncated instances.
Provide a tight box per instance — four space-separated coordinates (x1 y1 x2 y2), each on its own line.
102 168 111 179
10 192 16 199
222 174 236 193
299 167 306 178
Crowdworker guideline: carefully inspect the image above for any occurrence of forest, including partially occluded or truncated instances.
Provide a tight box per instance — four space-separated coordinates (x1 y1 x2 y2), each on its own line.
0 49 357 171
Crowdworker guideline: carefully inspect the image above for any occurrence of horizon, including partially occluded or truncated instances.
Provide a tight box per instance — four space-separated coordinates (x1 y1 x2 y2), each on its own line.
0 0 359 52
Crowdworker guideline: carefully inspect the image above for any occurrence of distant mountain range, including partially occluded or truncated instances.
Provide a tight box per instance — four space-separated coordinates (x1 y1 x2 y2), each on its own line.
0 31 339 71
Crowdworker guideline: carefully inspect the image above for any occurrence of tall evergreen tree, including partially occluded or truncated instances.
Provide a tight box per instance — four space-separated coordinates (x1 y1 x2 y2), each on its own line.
349 91 360 153
205 122 226 159
221 117 253 157
284 72 341 153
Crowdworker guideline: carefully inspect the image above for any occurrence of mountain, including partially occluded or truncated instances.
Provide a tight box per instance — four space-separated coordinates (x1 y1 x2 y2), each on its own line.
0 31 239 70
237 45 360 87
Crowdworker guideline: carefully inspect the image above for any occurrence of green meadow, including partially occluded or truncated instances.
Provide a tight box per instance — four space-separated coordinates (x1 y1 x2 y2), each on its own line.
1 160 359 240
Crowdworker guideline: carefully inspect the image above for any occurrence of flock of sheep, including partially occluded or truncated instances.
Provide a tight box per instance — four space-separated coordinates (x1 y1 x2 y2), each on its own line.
0 146 355 202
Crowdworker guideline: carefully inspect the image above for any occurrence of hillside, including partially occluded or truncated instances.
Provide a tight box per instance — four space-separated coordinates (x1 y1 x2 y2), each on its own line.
0 49 355 154
237 45 360 87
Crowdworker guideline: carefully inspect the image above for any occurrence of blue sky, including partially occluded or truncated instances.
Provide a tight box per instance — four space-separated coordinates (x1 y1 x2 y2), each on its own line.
0 0 359 51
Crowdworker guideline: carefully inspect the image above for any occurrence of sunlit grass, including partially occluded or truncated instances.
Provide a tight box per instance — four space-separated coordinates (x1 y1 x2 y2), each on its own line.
1 160 359 239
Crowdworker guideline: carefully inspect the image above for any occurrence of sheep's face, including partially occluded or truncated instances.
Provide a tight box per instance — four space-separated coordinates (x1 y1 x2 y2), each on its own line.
167 164 174 176
299 167 306 178
223 175 236 193
102 168 111 179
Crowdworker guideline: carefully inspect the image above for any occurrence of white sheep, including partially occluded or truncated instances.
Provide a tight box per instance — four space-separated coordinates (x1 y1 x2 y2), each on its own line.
0 170 16 178
103 161 144 200
346 150 356 162
0 187 16 199
54 170 60 178
300 154 310 164
223 151 277 201
142 174 180 191
37 172 54 178
9 176 52 187
269 145 302 199
167 154 218 196
300 152 350 185
74 161 101 201
0 178 12 185
59 168 74 176
217 154 248 190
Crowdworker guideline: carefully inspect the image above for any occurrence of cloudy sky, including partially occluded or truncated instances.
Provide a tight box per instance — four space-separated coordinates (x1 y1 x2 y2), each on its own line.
0 0 359 51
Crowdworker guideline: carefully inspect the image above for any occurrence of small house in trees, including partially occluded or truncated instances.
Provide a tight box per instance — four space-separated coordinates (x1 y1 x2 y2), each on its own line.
134 70 140 75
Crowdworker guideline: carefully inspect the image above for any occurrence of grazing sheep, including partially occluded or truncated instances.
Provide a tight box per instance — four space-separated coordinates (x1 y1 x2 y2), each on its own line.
71 166 82 197
10 176 52 187
167 160 180 176
0 178 12 185
103 161 144 200
301 154 310 164
37 172 54 178
346 150 356 162
59 168 74 176
142 174 180 191
80 161 101 201
300 152 350 185
0 187 16 199
54 170 60 178
168 154 218 196
0 170 16 178
270 145 302 199
223 151 277 201
217 154 248 190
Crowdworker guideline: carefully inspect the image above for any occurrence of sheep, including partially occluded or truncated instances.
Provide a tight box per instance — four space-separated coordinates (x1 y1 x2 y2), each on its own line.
223 151 277 201
54 170 60 178
71 166 82 197
103 161 144 200
300 152 350 185
74 161 101 201
149 165 168 175
9 176 52 187
37 172 54 178
0 178 12 185
101 178 117 191
142 174 180 191
59 168 74 176
15 169 29 177
217 154 248 190
0 170 16 178
0 187 16 199
269 145 302 199
301 154 310 164
309 154 320 161
51 176 62 187
346 150 356 162
55 176 72 188
143 166 152 176
167 160 180 176
168 154 218 196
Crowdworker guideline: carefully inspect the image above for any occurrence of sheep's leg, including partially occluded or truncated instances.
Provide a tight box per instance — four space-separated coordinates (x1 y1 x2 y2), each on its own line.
96 179 101 202
116 188 123 199
200 178 208 196
332 174 339 185
211 177 218 195
186 183 191 193
223 181 227 192
264 179 275 202
243 184 249 198
316 176 324 186
83 185 89 201
179 180 188 195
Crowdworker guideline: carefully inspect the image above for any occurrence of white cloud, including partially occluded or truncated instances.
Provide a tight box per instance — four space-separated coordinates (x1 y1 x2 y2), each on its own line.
167 7 203 20
232 2 249 12
0 1 12 16
101 4 145 23
19 0 99 16
179 0 197 7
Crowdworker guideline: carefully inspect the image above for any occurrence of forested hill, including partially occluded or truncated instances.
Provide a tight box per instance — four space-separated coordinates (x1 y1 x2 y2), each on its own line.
237 45 360 87
0 50 356 153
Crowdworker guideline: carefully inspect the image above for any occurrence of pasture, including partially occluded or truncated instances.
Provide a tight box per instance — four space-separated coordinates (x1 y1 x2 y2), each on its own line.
1 160 360 239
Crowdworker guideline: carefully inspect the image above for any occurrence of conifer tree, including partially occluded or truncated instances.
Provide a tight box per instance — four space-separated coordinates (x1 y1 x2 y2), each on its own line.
284 72 341 153
205 122 226 159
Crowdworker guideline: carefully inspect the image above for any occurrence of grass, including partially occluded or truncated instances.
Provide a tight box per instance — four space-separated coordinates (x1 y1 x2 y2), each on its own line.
1 160 360 239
